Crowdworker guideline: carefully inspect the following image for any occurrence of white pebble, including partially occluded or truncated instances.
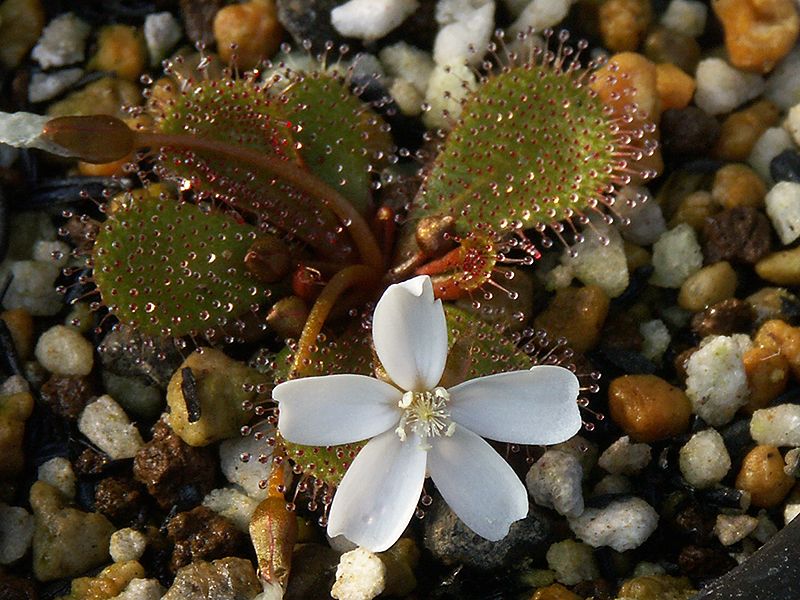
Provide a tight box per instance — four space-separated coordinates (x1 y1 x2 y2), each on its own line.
144 12 182 65
552 435 598 476
423 63 477 129
0 504 34 564
35 325 94 376
749 127 796 183
715 514 758 546
568 497 659 552
640 319 671 362
202 487 259 533
112 578 165 600
28 68 83 103
766 182 800 245
660 0 707 37
433 0 495 67
331 547 386 600
388 78 424 115
765 48 800 110
649 224 703 288
509 0 574 36
564 223 629 298
545 539 599 585
38 457 76 499
526 449 584 518
694 58 765 116
331 0 419 42
78 395 145 460
679 429 731 489
219 430 273 500
31 13 91 69
33 239 71 267
787 104 800 146
598 436 652 475
616 187 667 246
379 41 434 95
1 375 29 395
4 260 63 316
686 334 751 426
109 528 148 563
751 404 800 447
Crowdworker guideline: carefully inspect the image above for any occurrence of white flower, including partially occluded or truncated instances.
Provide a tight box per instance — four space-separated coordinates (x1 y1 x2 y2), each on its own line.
274 275 581 552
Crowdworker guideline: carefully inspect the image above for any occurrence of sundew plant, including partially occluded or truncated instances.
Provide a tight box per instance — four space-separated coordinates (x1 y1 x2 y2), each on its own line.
0 29 656 587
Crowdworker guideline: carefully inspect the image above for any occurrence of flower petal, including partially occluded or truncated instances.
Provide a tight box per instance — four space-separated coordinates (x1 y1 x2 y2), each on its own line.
327 429 427 552
428 424 528 540
448 365 581 445
275 374 402 445
372 275 448 391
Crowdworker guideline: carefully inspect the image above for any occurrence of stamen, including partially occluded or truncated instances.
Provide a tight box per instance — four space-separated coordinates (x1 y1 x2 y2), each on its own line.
395 387 455 448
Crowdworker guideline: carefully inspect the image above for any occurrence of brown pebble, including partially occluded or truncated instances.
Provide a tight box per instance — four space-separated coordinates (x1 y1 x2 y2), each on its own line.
713 0 800 74
39 375 94 421
673 347 697 383
88 25 146 82
669 190 721 231
74 447 112 476
180 0 223 45
711 164 767 210
714 100 781 161
691 298 754 337
0 0 45 70
166 506 248 572
678 544 737 580
531 583 582 600
599 0 652 52
703 206 772 264
617 575 696 600
736 445 795 508
608 374 692 442
673 504 716 545
0 309 33 361
533 285 610 353
754 319 800 379
643 27 701 74
656 63 696 111
756 246 800 286
94 476 146 525
678 261 738 312
213 0 282 70
743 343 789 413
132 420 217 510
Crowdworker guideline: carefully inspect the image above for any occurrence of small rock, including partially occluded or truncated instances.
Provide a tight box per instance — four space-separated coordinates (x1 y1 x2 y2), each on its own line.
533 285 610 353
764 47 800 109
766 181 800 244
37 457 76 500
743 342 790 412
3 261 63 316
0 392 34 478
714 514 759 546
433 0 494 67
94 476 146 525
162 557 261 600
331 547 386 600
592 51 660 120
0 503 34 564
424 499 550 570
166 506 248 571
639 319 670 362
751 404 800 446
679 428 731 489
598 0 652 52
133 420 217 510
754 319 800 379
28 68 84 103
275 0 341 49
526 449 584 518
703 206 772 265
31 12 91 69
202 487 259 533
691 298 754 338
770 149 800 183
678 544 737 580
545 539 599 586
756 246 800 285
166 348 259 447
423 62 477 129
564 222 629 298
784 487 800 524
0 0 46 70
592 473 633 495
598 436 652 475
0 309 34 361
568 497 658 552
661 0 707 37
219 432 272 500
284 543 341 599
735 444 795 508
712 163 767 209
110 528 148 563
98 324 182 387
616 574 696 600
650 224 703 288
694 58 765 116
332 0 419 42
88 24 147 82
30 481 114 581
787 106 800 147
713 0 799 74
749 126 795 182
39 374 94 421
669 190 721 231
35 325 94 377
509 0 574 37
78 395 145 460
551 435 599 476
685 334 751 426
678 261 738 312
213 0 282 70
531 583 581 600
61 560 146 599
180 0 223 45
715 100 781 161
379 41 434 97
143 12 182 66
102 371 163 420
114 578 165 600
616 187 666 246
643 26 700 74
660 107 718 157
608 374 692 442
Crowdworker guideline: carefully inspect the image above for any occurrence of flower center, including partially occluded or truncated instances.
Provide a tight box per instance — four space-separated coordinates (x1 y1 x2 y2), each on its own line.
395 387 456 450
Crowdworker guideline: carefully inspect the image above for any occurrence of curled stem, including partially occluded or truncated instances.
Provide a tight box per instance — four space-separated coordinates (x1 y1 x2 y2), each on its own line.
291 264 379 376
